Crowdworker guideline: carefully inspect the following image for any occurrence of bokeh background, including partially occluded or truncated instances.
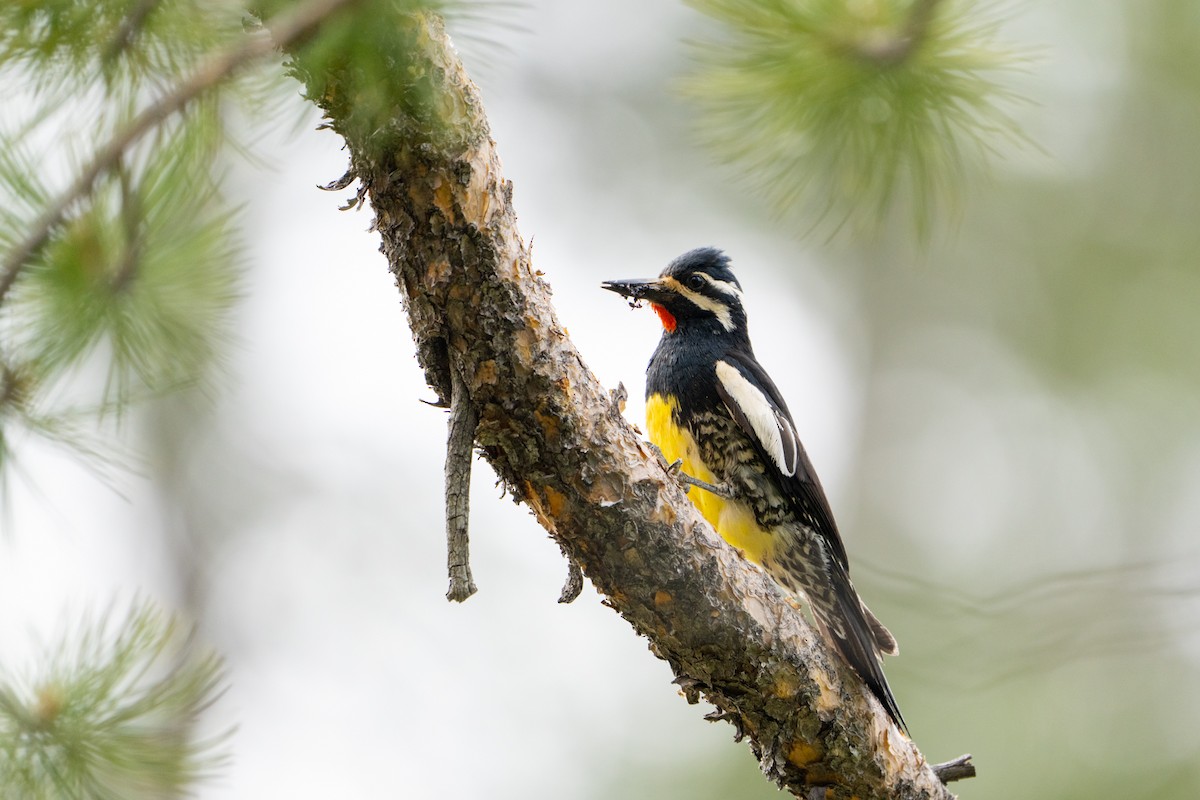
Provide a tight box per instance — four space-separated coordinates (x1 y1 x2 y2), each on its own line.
3 1 1200 797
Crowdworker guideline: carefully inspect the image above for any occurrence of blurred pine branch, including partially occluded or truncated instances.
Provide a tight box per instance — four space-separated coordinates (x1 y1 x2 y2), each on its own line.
0 599 229 799
0 0 395 489
684 0 1033 238
0 2 470 796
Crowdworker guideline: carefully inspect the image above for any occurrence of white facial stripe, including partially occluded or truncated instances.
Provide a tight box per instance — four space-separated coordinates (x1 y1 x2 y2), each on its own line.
715 361 797 477
681 288 735 331
695 272 744 302
659 276 735 332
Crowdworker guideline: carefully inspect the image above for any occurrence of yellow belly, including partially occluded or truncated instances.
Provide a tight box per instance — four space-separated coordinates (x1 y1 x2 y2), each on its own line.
646 393 776 565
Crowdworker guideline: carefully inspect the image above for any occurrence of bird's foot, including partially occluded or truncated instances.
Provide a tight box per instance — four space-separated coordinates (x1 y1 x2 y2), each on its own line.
662 456 734 498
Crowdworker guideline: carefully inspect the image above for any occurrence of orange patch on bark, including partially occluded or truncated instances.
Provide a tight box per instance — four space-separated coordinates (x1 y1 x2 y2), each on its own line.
432 179 456 220
788 740 821 767
535 408 560 441
542 485 566 519
475 360 497 385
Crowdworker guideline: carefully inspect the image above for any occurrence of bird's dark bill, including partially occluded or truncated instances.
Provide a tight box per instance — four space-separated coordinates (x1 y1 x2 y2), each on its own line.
602 278 661 309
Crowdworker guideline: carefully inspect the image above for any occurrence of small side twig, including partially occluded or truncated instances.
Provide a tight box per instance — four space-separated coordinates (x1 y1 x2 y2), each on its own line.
932 754 976 783
608 381 627 418
558 556 583 603
445 360 478 602
317 163 367 211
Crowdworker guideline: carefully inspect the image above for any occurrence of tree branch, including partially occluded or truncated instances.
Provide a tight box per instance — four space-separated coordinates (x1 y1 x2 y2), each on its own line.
557 555 583 604
445 357 479 602
0 0 361 307
932 754 976 783
286 11 967 799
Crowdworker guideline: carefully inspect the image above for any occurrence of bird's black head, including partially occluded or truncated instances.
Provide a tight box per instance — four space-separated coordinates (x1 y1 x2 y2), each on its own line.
602 247 747 337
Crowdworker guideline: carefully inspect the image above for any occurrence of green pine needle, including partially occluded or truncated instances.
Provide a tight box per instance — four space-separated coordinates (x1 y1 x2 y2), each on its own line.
685 0 1031 237
0 0 490 497
0 0 245 96
9 123 241 409
0 599 231 799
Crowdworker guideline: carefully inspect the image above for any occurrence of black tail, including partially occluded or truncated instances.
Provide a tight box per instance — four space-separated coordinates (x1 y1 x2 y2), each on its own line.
817 562 907 733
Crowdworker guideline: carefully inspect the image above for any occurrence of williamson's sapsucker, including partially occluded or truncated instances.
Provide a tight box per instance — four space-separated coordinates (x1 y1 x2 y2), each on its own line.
603 247 906 731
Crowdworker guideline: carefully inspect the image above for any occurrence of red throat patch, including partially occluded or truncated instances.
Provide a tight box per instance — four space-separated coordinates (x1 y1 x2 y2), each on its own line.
651 303 677 332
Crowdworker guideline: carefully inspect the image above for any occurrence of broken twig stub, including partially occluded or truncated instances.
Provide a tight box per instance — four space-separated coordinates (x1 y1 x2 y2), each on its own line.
445 359 478 602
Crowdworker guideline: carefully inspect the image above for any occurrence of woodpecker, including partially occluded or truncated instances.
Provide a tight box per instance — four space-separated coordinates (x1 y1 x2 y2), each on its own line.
603 247 906 731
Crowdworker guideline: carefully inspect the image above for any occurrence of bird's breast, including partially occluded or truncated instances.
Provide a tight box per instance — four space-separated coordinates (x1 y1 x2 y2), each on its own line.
646 393 776 566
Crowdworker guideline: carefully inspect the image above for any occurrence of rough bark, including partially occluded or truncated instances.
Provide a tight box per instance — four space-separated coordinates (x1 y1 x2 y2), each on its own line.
284 12 961 799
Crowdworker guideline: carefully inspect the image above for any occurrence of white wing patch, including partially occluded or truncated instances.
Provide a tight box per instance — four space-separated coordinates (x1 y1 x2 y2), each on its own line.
715 360 799 477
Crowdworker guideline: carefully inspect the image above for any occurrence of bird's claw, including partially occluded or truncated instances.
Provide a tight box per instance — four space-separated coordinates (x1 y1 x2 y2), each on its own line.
665 458 690 493
649 446 734 499
677 472 734 498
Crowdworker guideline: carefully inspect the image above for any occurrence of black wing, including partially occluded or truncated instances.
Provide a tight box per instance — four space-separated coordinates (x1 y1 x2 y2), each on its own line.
714 351 906 729
712 351 850 570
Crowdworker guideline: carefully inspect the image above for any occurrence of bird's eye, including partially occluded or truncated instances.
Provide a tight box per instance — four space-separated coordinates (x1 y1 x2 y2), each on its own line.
686 274 705 291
